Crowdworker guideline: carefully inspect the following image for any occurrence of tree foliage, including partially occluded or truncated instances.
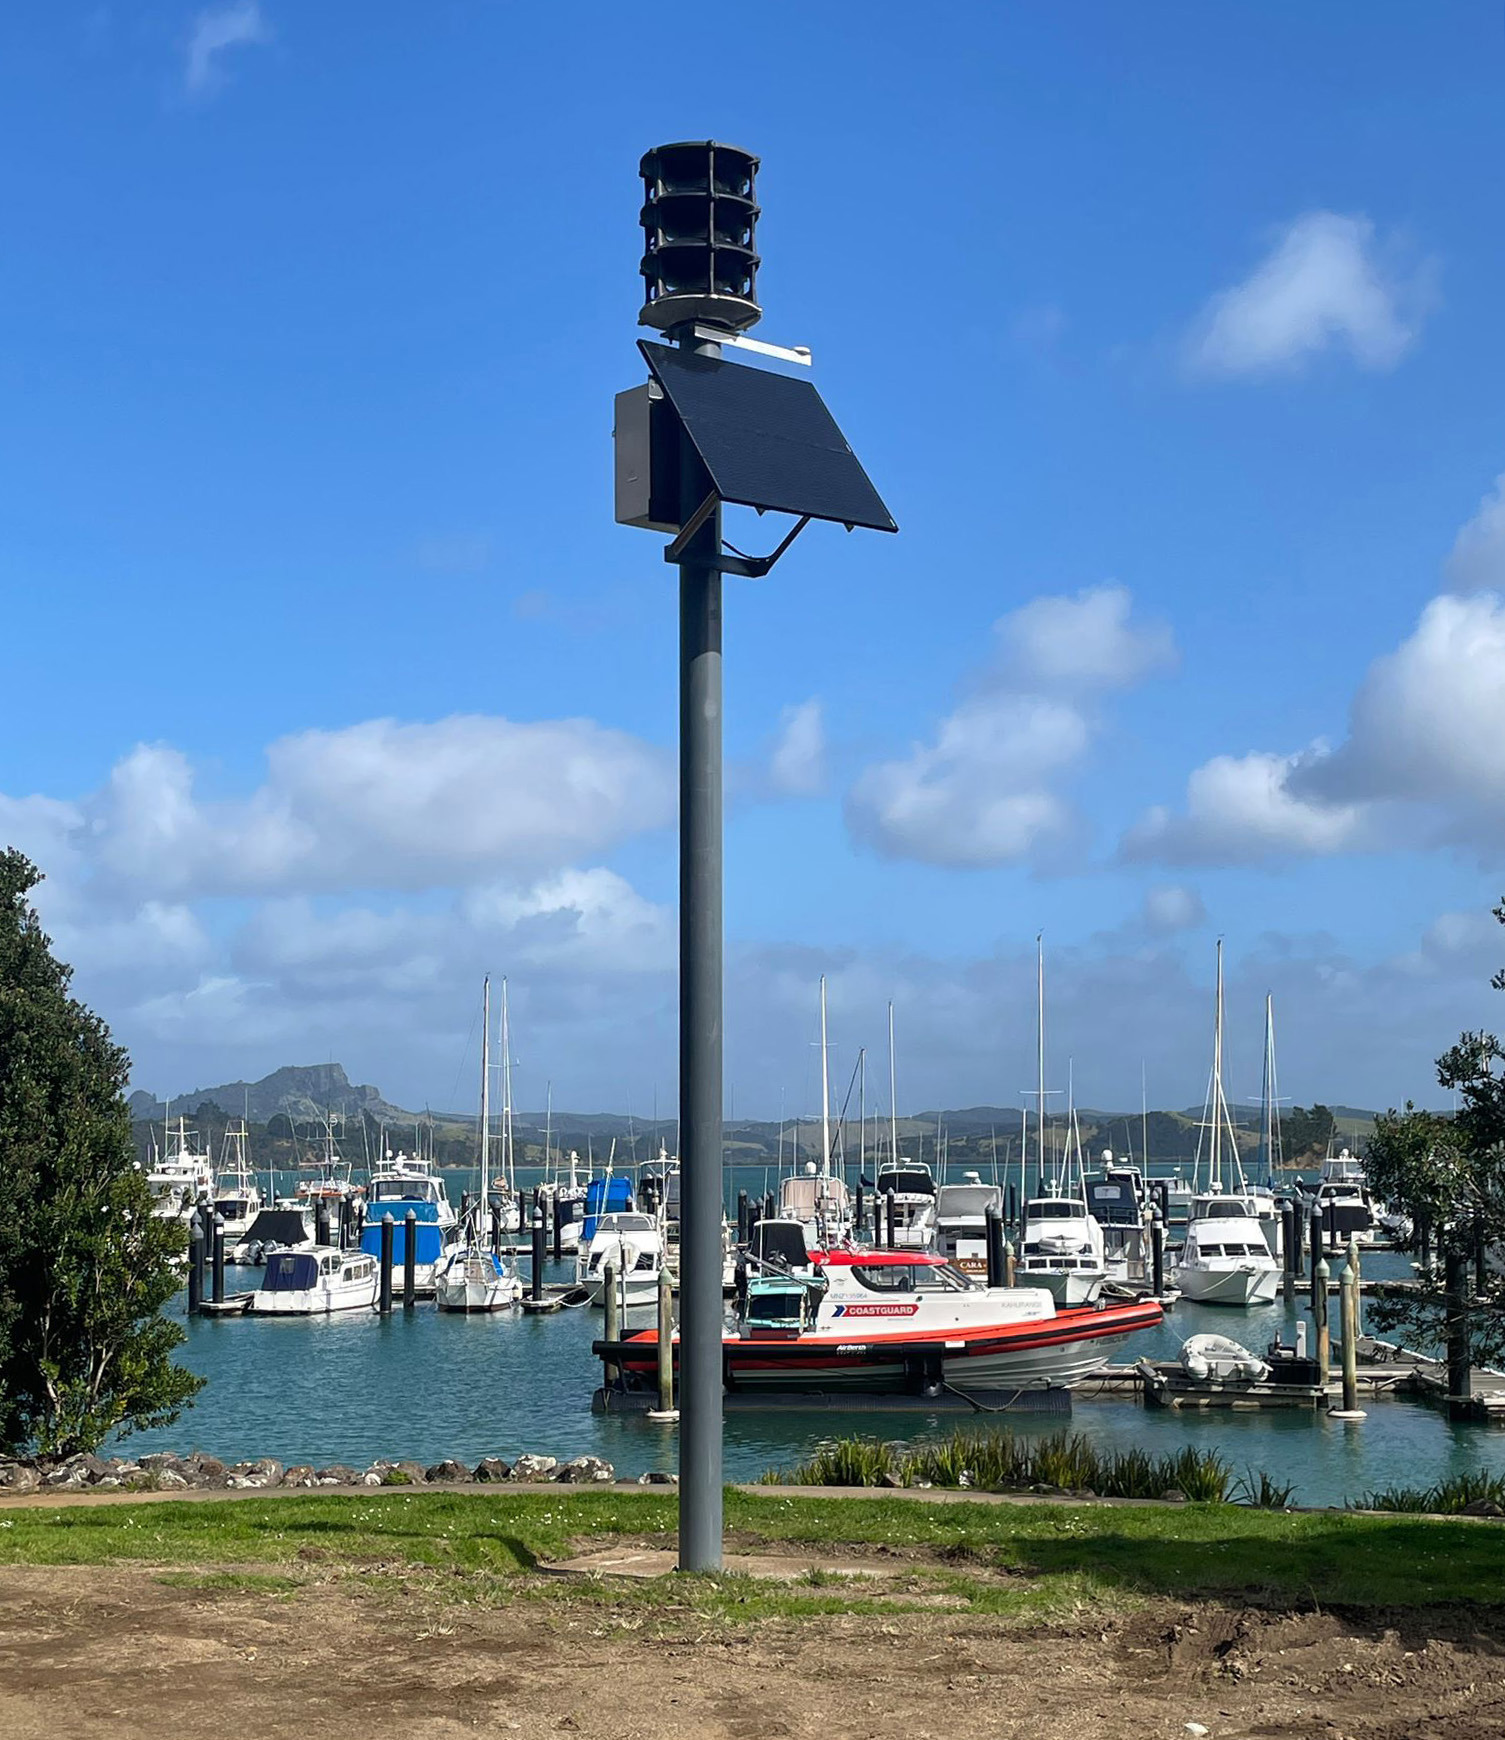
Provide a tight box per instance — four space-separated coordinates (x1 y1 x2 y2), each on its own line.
1283 1103 1336 1162
1364 899 1505 1363
0 851 201 1456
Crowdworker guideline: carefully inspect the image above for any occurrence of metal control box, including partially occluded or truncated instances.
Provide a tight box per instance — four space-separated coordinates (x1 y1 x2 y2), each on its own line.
613 382 681 531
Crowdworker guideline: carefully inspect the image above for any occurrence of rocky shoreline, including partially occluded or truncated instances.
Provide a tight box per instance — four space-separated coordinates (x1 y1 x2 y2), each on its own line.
0 1450 673 1494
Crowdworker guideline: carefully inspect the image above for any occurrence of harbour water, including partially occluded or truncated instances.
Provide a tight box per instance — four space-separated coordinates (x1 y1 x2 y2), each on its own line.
119 1237 1505 1509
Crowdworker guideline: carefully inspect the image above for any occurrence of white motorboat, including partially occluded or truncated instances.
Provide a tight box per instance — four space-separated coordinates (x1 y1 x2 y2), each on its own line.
874 1161 937 1249
580 1211 664 1308
250 1246 378 1314
1174 943 1281 1307
211 1120 263 1241
146 1116 215 1221
935 1173 1003 1278
1018 1193 1107 1305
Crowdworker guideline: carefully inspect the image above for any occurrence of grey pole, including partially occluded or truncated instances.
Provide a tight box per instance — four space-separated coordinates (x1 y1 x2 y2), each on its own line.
675 325 725 1574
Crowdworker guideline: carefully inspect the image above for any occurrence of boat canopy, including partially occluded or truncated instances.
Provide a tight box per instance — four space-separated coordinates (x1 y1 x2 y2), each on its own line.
263 1252 319 1291
583 1176 634 1241
240 1209 310 1246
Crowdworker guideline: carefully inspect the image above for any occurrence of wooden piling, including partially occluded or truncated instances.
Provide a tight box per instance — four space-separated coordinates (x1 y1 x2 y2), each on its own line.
653 1266 676 1418
602 1257 619 1383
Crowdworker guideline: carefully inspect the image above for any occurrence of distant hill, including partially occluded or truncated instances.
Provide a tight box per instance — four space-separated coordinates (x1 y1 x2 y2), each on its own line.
128 1063 409 1127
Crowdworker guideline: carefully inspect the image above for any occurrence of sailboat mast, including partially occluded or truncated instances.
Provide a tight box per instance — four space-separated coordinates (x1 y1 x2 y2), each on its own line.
819 975 832 1177
888 1000 898 1166
858 1046 866 1186
545 1080 553 1181
1036 934 1046 1188
500 976 514 1195
1211 940 1224 1189
478 977 491 1205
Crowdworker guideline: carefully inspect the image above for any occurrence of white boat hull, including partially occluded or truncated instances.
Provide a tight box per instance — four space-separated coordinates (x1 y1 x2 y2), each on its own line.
1019 1267 1106 1307
249 1281 376 1315
1175 1262 1280 1306
590 1273 661 1309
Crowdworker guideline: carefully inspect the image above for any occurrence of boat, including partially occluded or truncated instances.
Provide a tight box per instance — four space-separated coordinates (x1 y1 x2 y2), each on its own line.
1015 941 1107 1305
249 1245 378 1315
580 1210 664 1308
934 1173 1003 1277
1303 1148 1378 1245
292 1125 360 1212
145 1115 215 1221
1174 944 1281 1307
436 978 522 1312
359 1148 458 1291
599 1247 1162 1395
230 1204 316 1265
1179 1333 1270 1382
211 1120 263 1241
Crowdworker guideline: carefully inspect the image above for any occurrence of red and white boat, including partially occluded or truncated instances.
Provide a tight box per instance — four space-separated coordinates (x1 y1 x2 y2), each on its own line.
595 1248 1161 1397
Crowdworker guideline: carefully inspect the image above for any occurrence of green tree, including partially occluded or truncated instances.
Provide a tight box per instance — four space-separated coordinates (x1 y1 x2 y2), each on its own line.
1365 899 1505 1365
0 851 201 1457
1283 1103 1336 1162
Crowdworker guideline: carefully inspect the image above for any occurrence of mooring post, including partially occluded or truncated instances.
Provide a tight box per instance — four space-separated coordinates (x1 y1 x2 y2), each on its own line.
187 1223 203 1315
985 1208 1003 1287
1309 1207 1323 1288
212 1215 226 1305
655 1265 676 1417
315 1200 331 1249
886 1191 897 1248
531 1203 545 1303
1445 1247 1472 1419
402 1208 417 1308
1006 1181 1017 1234
1338 1258 1363 1417
379 1213 394 1314
602 1255 619 1376
1003 1235 1016 1288
552 1197 563 1262
1151 1207 1165 1298
1313 1256 1331 1382
1291 1195 1303 1276
1280 1202 1295 1300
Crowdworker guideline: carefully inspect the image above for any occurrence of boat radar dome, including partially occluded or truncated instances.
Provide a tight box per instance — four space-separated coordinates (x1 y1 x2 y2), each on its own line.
805 1161 817 1176
1102 1149 1113 1165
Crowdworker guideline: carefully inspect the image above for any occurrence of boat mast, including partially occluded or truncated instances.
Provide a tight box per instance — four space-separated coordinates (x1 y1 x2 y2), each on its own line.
544 1080 553 1183
888 1000 898 1167
1211 940 1224 1191
500 976 514 1197
1036 934 1046 1192
857 1046 866 1187
478 977 491 1208
819 975 832 1178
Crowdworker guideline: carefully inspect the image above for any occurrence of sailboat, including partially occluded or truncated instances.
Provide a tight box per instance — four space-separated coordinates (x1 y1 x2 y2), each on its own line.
775 977 856 1249
873 1000 937 1248
1016 939 1107 1305
1174 943 1281 1306
437 978 523 1312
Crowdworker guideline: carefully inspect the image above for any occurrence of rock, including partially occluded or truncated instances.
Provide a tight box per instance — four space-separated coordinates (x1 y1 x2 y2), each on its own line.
313 1464 360 1486
224 1458 284 1490
181 1454 227 1486
153 1469 190 1489
555 1456 614 1485
0 1462 41 1494
1160 1489 1188 1504
94 1477 123 1490
910 1477 933 1489
282 1465 318 1488
878 1472 905 1488
1461 1497 1504 1518
473 1456 514 1482
43 1453 107 1488
425 1460 472 1484
637 1471 678 1485
1185 1725 1210 1737
509 1453 559 1482
379 1460 428 1487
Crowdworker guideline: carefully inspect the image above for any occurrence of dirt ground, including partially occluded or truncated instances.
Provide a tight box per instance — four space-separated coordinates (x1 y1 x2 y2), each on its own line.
1 1557 1503 1740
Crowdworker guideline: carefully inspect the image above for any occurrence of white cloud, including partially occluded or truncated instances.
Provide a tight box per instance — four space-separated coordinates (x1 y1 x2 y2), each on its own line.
48 714 674 900
1124 590 1505 865
995 584 1176 690
1446 474 1505 595
1141 884 1207 935
1187 212 1427 378
184 1 269 97
767 700 827 797
847 586 1174 868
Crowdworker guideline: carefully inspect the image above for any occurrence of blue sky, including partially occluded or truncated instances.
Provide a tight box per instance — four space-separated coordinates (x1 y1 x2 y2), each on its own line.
3 3 1505 1119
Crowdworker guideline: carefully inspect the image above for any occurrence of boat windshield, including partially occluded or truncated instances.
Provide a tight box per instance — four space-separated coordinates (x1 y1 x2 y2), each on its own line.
371 1177 438 1203
877 1170 935 1198
1028 1199 1083 1220
936 1185 999 1218
848 1262 971 1293
1196 1199 1252 1221
598 1214 655 1234
263 1252 319 1291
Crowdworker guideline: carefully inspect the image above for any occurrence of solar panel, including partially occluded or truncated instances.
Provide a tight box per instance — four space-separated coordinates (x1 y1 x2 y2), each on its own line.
639 341 897 533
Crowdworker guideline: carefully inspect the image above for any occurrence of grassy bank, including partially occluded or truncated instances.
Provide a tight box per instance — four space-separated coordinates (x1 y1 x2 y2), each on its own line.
1 1488 1503 1618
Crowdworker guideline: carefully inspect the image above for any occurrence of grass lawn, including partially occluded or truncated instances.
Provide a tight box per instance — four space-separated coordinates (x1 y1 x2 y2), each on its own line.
1 1490 1501 1620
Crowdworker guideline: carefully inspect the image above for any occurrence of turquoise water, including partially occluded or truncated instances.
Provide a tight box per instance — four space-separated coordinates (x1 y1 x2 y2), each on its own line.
118 1244 1505 1508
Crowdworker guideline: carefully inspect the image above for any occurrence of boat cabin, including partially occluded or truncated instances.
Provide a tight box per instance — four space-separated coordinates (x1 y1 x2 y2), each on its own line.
743 1273 826 1337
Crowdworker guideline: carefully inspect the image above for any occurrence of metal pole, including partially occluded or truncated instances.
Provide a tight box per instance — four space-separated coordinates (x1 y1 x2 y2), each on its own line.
1151 1208 1164 1299
985 1208 1003 1287
187 1224 203 1315
531 1205 545 1303
1313 1256 1330 1383
402 1208 416 1309
212 1216 226 1305
379 1213 393 1313
675 327 725 1575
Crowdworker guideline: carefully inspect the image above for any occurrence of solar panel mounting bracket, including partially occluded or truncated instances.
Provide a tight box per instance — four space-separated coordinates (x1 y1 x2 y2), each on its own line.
664 494 813 579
